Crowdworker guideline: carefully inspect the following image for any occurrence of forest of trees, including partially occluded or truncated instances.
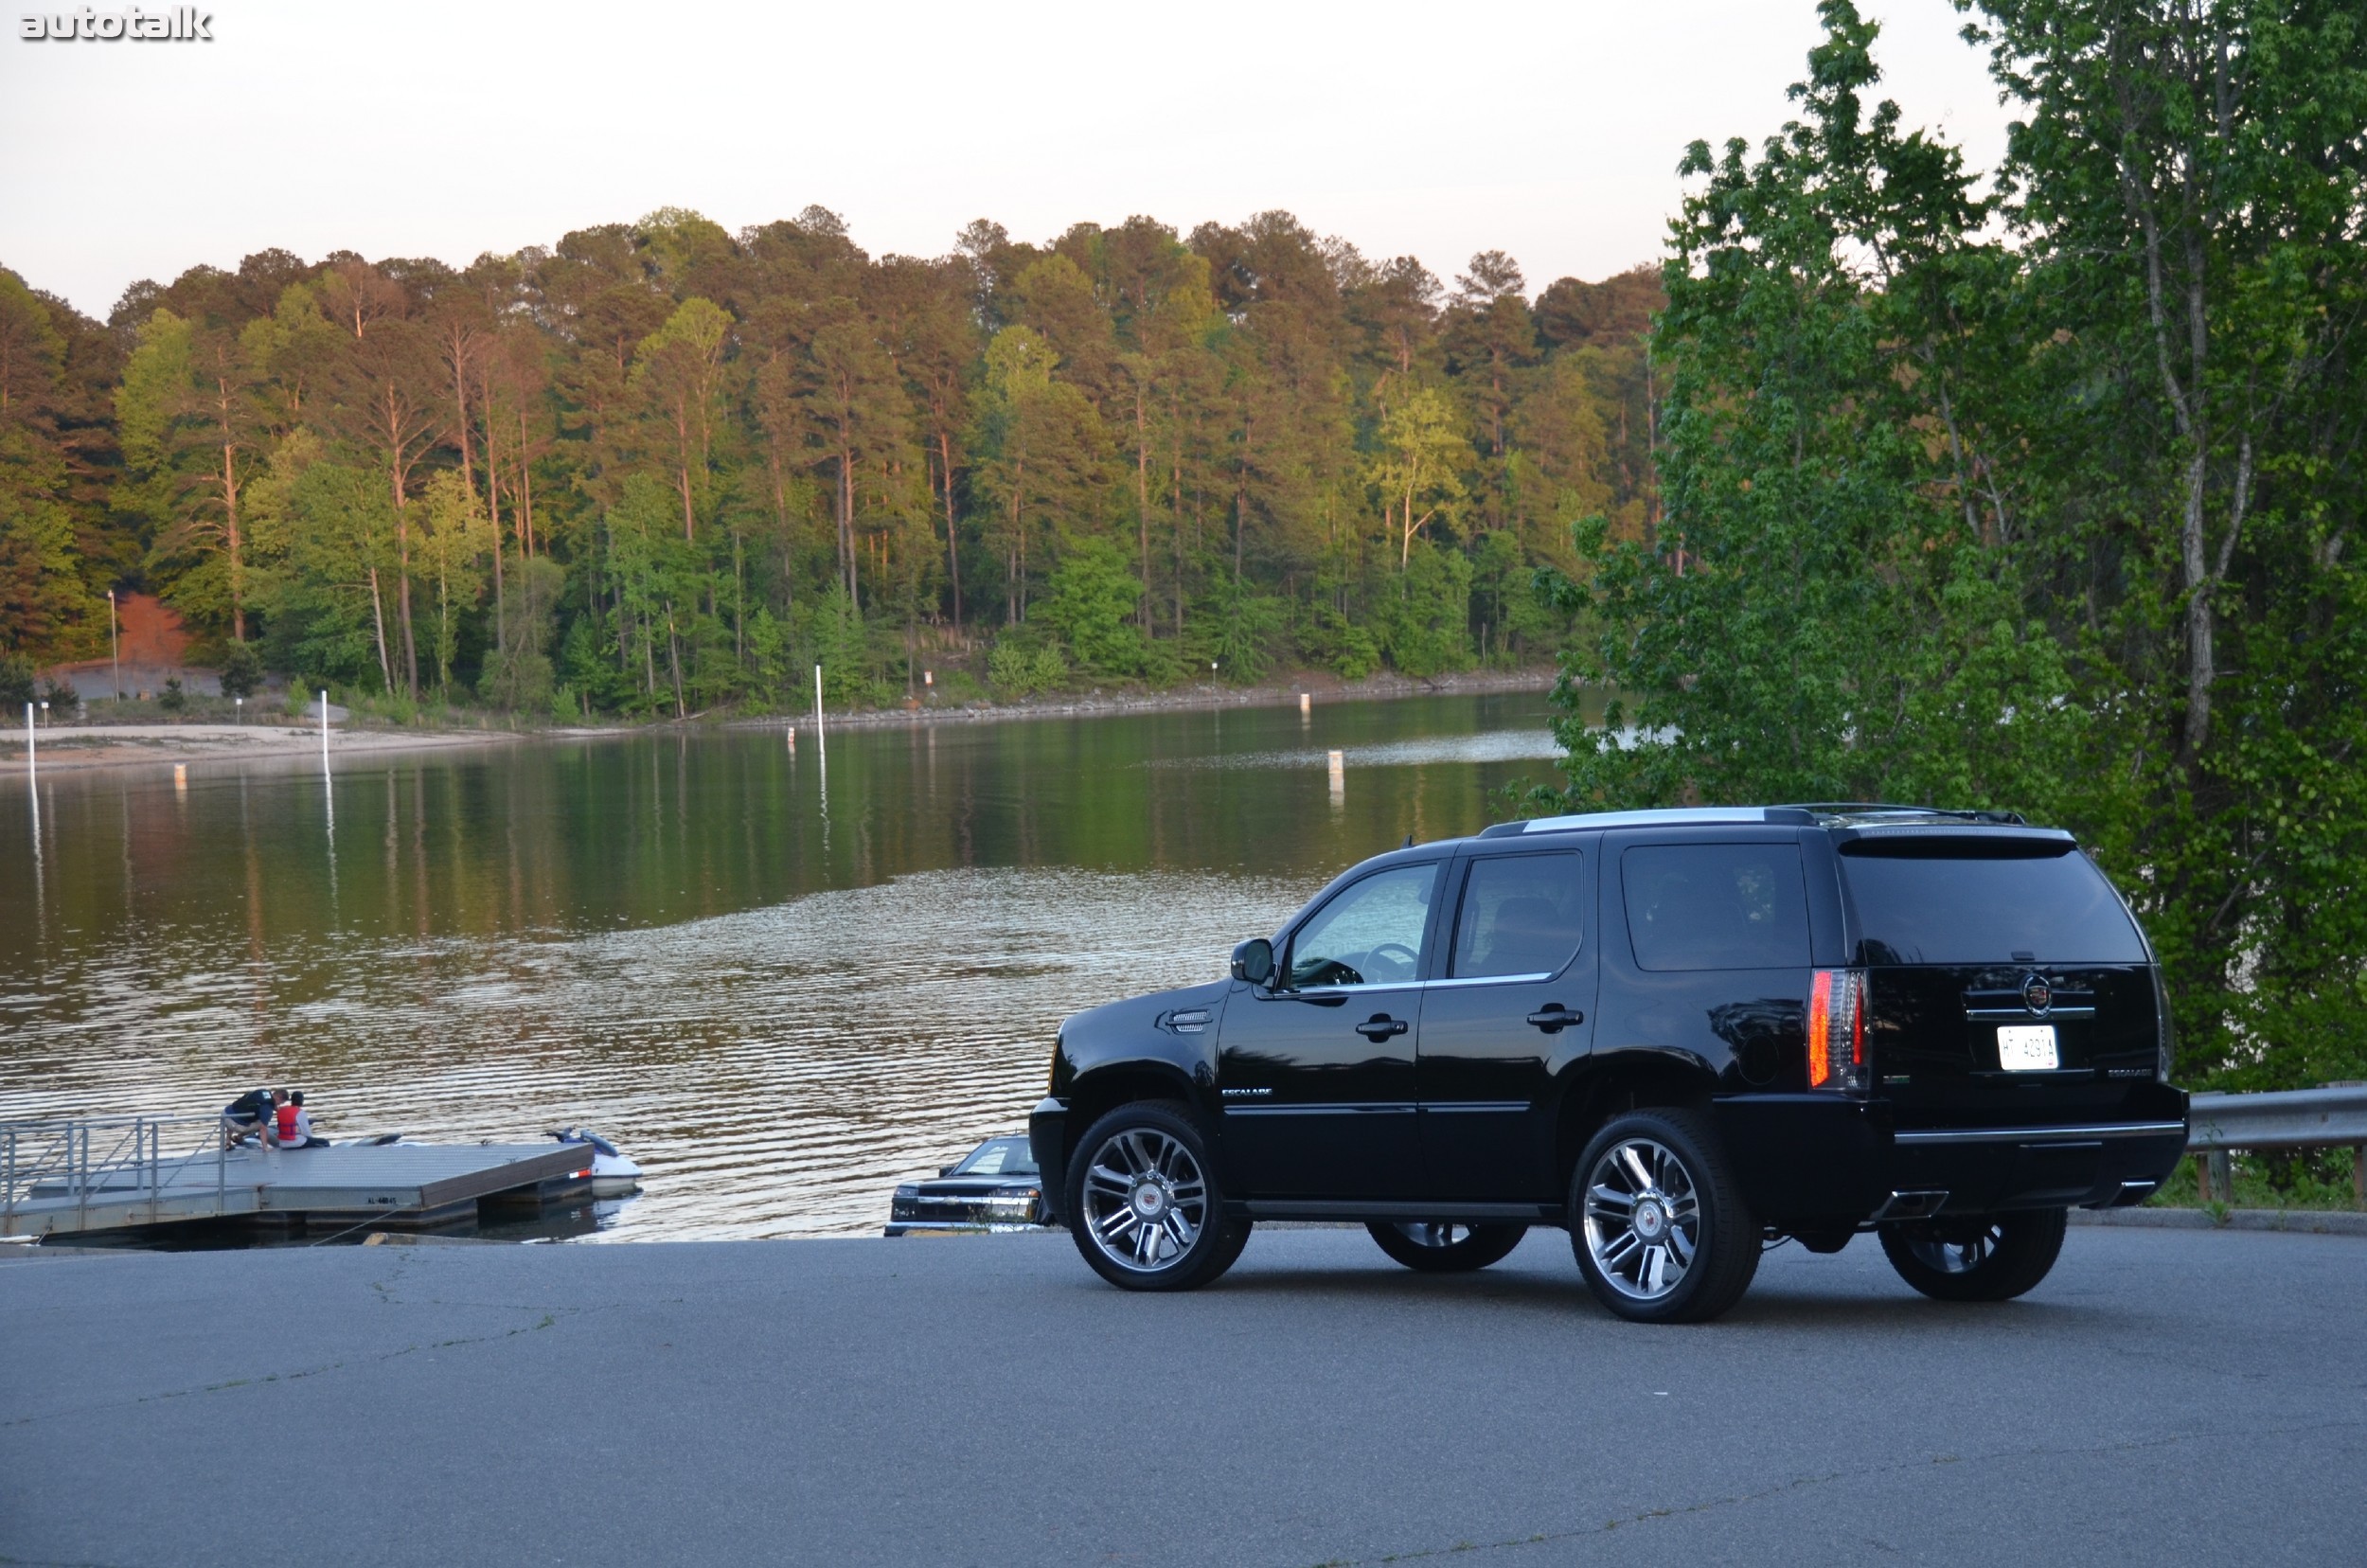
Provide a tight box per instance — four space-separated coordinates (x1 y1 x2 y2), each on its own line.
0 212 1660 713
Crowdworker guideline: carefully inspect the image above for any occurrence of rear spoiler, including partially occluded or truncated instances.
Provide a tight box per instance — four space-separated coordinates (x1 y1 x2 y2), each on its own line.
1833 826 2077 858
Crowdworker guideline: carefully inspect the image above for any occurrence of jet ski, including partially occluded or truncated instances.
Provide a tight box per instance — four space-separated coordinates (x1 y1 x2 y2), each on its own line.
550 1128 644 1197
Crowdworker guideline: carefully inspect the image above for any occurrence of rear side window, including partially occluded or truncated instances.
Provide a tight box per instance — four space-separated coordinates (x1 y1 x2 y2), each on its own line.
1623 845 1809 971
1840 846 2146 965
1451 851 1584 978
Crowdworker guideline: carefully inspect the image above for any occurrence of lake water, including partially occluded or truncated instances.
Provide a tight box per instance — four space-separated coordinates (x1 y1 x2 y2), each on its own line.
0 689 1580 1239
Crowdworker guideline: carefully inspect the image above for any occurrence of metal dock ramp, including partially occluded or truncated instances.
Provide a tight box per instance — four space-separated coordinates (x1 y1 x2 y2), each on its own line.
2 1115 590 1239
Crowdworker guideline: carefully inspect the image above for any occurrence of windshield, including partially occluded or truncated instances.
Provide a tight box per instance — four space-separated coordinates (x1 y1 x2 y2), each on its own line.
1840 846 2146 965
952 1137 1038 1177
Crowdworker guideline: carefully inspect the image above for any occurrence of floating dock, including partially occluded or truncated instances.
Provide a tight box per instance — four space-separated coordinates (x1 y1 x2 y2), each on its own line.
2 1116 591 1240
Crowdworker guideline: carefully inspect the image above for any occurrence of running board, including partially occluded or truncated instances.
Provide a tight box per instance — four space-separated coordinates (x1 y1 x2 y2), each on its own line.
1233 1200 1562 1225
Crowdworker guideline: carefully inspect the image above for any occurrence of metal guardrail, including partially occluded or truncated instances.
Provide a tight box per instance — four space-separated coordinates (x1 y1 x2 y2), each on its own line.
1 1114 228 1233
2184 1086 2367 1207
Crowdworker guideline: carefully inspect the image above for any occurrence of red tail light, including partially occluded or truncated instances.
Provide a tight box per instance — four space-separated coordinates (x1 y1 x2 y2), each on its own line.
1807 969 1869 1092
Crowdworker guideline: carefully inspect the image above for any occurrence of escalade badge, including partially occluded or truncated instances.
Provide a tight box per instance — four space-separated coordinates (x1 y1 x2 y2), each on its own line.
2021 974 2054 1016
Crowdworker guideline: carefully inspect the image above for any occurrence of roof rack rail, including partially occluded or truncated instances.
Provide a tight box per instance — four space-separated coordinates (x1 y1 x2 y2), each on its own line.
1479 806 1817 838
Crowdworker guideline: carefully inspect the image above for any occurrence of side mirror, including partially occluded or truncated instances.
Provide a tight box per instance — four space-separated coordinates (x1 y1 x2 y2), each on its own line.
1230 938 1275 988
937 1166 955 1178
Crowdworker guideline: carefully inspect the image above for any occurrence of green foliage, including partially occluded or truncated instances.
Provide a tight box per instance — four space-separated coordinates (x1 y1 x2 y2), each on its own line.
478 555 562 711
218 642 261 699
1198 579 1287 684
157 676 186 712
1298 604 1382 681
0 652 33 706
1542 1 2367 1092
1382 542 1475 678
987 636 1070 699
1038 538 1147 676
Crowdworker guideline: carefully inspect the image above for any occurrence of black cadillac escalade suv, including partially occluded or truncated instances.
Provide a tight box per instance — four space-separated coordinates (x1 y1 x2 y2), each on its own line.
1028 806 2188 1323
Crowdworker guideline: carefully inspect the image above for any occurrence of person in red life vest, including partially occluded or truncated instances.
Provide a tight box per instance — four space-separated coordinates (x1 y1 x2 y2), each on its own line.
270 1089 327 1149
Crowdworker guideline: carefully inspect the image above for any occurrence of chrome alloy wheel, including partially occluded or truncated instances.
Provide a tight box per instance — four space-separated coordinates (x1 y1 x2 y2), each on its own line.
1902 1221 2005 1274
1079 1127 1210 1272
1582 1136 1701 1300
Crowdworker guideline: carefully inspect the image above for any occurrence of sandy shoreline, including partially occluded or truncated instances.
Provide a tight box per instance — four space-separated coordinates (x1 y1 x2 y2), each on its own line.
2 668 1559 779
0 722 528 776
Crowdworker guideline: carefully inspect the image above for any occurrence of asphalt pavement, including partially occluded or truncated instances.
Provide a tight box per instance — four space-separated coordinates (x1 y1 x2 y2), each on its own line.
3 1224 2362 1567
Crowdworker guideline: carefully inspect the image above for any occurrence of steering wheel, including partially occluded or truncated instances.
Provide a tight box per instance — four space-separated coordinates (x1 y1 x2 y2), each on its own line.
1365 941 1420 982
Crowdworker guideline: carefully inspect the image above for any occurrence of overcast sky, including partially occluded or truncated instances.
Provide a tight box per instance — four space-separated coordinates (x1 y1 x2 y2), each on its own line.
0 0 2013 320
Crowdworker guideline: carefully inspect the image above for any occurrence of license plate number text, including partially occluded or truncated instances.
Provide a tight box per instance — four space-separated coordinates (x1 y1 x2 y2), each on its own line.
1997 1025 2059 1071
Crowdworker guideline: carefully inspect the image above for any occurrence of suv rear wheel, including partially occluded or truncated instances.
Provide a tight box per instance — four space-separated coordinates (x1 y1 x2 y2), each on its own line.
1065 1101 1250 1292
1878 1208 2068 1302
1570 1109 1759 1324
1365 1221 1527 1273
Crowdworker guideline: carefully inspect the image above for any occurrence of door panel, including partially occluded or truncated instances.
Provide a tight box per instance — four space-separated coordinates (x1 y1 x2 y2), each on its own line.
1217 862 1440 1200
1416 848 1596 1202
1218 987 1420 1199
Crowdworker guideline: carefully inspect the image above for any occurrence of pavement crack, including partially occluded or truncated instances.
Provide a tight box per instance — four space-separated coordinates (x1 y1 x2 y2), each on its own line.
1298 1417 2367 1566
0 1308 575 1432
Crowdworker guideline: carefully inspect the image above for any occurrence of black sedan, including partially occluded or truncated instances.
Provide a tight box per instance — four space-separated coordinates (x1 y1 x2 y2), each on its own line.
884 1136 1053 1236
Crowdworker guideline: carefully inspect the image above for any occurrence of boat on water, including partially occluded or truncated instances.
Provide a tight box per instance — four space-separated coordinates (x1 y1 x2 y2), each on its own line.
345 1128 645 1200
549 1128 644 1197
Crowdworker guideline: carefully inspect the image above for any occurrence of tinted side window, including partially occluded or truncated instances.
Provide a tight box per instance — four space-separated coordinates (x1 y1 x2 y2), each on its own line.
1840 847 2147 965
1451 852 1584 978
1623 845 1809 971
1288 864 1439 988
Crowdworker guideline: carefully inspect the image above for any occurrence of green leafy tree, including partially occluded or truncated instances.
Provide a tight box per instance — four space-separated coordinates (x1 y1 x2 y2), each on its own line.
1038 537 1147 676
1369 385 1468 570
1542 0 2367 1091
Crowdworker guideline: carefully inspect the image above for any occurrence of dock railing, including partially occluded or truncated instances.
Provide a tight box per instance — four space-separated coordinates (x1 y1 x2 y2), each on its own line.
1 1114 230 1233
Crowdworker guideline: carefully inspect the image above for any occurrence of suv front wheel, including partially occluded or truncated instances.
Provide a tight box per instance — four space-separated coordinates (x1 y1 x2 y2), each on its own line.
1878 1208 2068 1302
1570 1109 1760 1324
1065 1101 1251 1292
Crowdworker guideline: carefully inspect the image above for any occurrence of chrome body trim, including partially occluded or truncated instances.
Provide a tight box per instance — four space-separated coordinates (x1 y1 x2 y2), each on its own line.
1967 1007 2096 1021
1422 971 1557 989
1892 1121 2186 1146
1220 1102 1416 1116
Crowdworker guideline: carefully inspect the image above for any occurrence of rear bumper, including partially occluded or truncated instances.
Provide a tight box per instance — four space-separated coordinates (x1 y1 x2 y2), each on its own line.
1027 1097 1069 1225
1715 1094 2191 1224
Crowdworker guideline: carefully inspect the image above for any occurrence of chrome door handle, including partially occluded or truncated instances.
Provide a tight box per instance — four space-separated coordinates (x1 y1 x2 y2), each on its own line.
1526 1007 1583 1033
1354 1015 1409 1041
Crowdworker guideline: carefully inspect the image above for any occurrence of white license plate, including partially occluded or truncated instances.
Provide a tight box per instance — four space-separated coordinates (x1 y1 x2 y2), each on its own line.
1997 1025 2059 1071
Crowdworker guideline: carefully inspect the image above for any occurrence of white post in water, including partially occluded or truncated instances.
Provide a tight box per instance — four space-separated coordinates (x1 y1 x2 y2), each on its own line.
1327 748 1345 808
1299 691 1311 718
812 665 826 763
23 702 32 781
319 690 329 766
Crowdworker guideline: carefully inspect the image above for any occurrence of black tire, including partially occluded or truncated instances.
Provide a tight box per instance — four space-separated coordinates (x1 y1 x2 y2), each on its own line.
1568 1108 1759 1324
1063 1101 1249 1292
1878 1208 2068 1302
1365 1221 1528 1273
